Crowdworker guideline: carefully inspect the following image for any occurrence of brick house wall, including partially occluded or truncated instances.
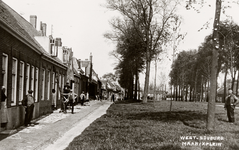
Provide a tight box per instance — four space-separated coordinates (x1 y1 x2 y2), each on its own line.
0 27 67 130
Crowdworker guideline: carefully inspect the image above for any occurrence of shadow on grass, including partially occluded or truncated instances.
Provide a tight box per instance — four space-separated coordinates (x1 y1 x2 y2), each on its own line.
115 99 142 104
126 110 207 129
158 144 186 150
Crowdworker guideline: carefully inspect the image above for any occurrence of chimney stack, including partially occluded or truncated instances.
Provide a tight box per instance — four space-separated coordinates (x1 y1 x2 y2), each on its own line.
30 15 37 28
90 53 92 63
40 22 47 36
55 38 62 46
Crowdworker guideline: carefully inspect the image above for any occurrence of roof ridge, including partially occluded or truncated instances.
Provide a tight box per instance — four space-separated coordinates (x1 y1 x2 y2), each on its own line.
0 1 66 67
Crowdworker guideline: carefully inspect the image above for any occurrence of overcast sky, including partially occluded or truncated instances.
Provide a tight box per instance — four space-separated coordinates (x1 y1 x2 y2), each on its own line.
3 0 239 89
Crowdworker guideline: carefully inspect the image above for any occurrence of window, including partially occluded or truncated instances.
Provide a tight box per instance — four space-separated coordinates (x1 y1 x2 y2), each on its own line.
41 68 45 100
58 74 61 100
31 66 35 91
62 75 65 90
19 61 24 104
47 70 50 100
50 38 55 55
55 73 58 101
52 72 55 91
35 68 39 102
2 54 8 94
26 64 30 94
11 58 18 105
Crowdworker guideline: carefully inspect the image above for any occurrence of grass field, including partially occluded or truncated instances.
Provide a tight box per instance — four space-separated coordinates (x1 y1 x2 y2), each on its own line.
65 100 239 150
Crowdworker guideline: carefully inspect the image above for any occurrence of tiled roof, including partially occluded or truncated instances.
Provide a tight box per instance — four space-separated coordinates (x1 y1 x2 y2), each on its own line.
0 1 66 67
0 1 43 53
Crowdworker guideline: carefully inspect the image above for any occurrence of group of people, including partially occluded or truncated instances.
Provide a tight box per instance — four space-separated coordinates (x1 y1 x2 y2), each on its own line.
0 81 92 127
2 84 238 128
60 82 77 114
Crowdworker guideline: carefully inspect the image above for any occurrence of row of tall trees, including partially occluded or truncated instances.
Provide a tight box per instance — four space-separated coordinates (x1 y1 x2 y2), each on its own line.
105 0 181 102
169 20 239 103
104 0 239 131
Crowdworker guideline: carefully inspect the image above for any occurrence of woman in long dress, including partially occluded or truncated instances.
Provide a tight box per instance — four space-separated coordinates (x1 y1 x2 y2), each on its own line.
1 86 8 123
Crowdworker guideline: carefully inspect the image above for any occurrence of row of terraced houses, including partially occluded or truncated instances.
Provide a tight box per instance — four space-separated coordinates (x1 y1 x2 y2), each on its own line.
0 1 124 132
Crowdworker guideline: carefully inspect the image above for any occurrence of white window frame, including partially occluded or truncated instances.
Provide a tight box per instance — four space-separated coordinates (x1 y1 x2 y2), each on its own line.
58 74 61 100
2 53 8 94
35 68 39 102
41 68 45 100
11 58 18 106
26 64 30 94
31 66 35 91
52 72 55 91
19 61 24 104
62 75 65 90
47 70 50 100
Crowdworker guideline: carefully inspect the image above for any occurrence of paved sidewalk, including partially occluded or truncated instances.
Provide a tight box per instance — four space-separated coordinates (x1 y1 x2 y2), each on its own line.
0 100 112 150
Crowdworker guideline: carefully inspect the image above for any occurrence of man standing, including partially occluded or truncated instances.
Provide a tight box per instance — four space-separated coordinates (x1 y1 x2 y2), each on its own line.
111 94 115 103
68 90 77 114
22 90 35 127
225 88 239 123
80 91 85 106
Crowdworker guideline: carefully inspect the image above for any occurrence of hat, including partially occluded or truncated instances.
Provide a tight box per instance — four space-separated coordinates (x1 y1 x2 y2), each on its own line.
28 90 33 93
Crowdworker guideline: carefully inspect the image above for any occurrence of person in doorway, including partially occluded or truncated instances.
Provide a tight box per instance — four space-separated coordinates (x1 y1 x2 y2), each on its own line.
1 86 8 124
224 88 239 123
22 90 35 127
80 91 85 106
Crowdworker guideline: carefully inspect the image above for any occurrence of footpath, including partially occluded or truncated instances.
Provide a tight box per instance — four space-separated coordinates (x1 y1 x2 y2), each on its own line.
0 100 112 150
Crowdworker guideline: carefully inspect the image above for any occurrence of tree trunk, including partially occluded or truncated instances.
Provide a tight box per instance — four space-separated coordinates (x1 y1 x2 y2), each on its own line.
179 84 181 101
194 70 198 102
207 0 221 131
130 75 134 99
143 60 151 103
154 58 157 101
190 86 192 101
236 71 239 96
181 84 184 101
223 67 227 103
134 73 138 100
200 76 203 102
185 84 188 102
231 70 236 91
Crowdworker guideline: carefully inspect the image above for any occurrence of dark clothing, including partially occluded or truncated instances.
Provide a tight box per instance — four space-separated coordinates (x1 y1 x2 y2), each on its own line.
225 94 238 122
226 105 235 122
68 93 75 114
22 94 34 107
61 84 71 112
23 94 35 126
1 90 7 102
24 104 34 126
63 84 71 93
80 93 85 106
111 94 115 102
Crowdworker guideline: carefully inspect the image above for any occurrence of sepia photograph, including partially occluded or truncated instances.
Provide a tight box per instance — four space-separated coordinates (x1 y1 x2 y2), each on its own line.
0 0 239 149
